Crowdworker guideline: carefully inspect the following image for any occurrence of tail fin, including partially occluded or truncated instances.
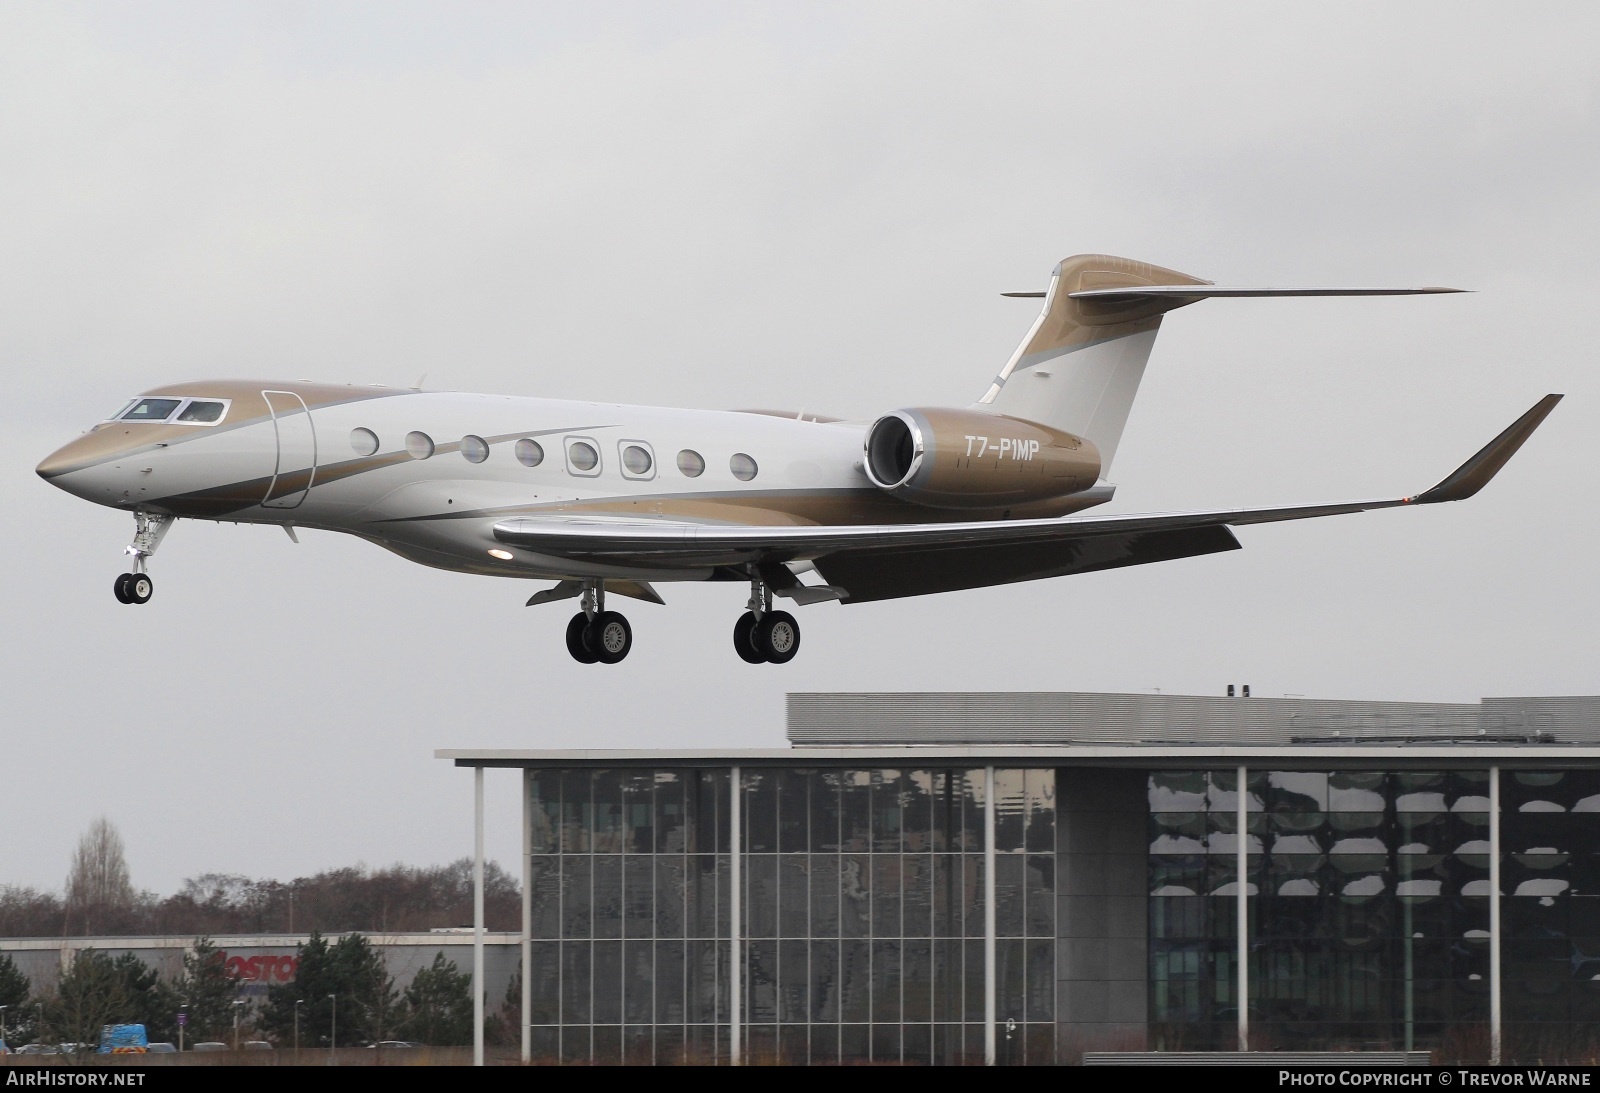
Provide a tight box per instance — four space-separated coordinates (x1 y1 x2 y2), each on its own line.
977 254 1466 477
975 254 1208 476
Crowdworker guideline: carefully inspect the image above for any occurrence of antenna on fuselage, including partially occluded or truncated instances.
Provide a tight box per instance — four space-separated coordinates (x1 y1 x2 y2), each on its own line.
410 373 427 391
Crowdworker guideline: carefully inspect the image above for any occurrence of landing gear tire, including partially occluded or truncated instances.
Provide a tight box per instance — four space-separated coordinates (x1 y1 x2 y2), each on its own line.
753 610 800 664
114 573 133 604
586 611 632 664
732 612 766 664
565 612 599 664
127 573 153 604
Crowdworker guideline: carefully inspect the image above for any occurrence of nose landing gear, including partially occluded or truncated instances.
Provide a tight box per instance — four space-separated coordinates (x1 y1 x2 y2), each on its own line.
734 576 801 664
563 582 634 664
113 513 172 605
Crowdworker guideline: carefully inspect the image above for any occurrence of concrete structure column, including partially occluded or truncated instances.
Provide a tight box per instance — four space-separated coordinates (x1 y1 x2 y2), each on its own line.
473 765 485 1067
984 765 997 1066
730 765 742 1066
1237 764 1249 1052
521 768 532 1064
1490 765 1502 1066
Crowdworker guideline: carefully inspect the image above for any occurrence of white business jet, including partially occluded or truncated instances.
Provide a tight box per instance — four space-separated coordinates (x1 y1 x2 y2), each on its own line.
38 254 1560 665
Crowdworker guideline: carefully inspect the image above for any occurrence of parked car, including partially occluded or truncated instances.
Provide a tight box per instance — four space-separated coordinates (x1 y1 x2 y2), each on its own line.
146 1043 177 1054
15 1044 55 1055
243 1041 272 1051
191 1042 228 1052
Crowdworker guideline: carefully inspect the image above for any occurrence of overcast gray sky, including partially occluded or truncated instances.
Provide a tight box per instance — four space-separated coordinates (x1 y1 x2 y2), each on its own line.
3 1 1596 897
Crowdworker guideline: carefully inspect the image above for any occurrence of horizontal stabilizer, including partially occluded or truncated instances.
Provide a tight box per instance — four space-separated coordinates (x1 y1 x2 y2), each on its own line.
1067 285 1466 301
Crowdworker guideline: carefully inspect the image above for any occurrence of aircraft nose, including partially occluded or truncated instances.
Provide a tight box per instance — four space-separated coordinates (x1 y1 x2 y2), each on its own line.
37 431 133 504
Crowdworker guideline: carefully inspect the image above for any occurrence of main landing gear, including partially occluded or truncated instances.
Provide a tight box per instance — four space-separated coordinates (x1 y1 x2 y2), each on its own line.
564 582 633 665
113 513 172 605
734 577 800 664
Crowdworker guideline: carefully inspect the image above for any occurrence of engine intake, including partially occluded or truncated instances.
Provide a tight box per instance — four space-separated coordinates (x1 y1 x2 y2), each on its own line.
863 408 1100 510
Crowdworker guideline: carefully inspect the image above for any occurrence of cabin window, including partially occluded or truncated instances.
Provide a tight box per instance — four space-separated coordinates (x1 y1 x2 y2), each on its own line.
406 431 435 460
461 435 490 464
676 449 705 478
350 428 380 456
730 453 758 481
121 398 182 422
567 439 600 475
515 439 544 467
620 443 654 478
175 400 226 424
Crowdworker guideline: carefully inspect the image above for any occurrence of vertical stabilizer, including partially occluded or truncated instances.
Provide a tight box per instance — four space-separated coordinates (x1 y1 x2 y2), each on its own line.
977 254 1209 475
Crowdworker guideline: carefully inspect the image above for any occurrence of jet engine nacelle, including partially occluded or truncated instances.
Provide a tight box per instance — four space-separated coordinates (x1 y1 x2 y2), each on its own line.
863 408 1101 509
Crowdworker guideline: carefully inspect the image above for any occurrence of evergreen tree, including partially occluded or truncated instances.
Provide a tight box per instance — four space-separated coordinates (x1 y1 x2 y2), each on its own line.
0 954 32 1045
400 953 473 1046
260 933 396 1047
168 938 239 1044
110 952 175 1043
44 951 128 1049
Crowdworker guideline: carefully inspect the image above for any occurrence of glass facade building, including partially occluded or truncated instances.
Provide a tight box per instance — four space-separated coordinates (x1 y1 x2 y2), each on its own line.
448 689 1600 1064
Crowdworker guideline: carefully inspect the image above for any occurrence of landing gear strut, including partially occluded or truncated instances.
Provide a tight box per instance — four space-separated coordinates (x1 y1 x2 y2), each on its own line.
734 576 800 664
113 513 171 605
564 581 633 665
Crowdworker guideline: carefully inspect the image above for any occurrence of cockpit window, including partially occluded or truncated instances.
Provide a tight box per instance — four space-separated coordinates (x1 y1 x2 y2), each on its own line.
176 400 226 423
107 399 137 421
121 398 182 422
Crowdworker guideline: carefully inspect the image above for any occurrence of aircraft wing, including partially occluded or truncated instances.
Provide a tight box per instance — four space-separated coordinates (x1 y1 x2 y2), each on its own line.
491 395 1560 599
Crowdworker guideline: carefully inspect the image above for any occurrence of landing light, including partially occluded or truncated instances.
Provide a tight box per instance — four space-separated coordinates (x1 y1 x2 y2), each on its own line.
487 549 514 561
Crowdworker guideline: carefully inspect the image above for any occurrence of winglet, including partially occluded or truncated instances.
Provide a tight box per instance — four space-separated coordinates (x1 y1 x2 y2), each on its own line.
1412 394 1563 504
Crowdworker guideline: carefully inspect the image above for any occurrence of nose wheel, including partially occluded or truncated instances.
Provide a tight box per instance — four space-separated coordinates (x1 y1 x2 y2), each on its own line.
113 513 171 604
114 572 154 605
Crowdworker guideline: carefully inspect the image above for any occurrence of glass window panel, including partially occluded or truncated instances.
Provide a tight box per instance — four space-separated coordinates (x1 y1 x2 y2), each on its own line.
623 771 653 853
592 940 623 1024
717 854 731 940
561 940 591 1023
840 940 872 1022
656 772 686 853
593 771 625 852
841 772 872 852
560 1025 590 1064
655 938 685 1023
872 856 903 938
561 769 591 853
694 769 726 854
874 770 905 852
689 854 720 939
623 1025 652 1066
903 938 933 1022
964 939 985 1022
777 1023 808 1065
1208 769 1266 813
810 772 842 852
1024 769 1055 853
529 1025 558 1061
994 853 1025 937
841 855 870 938
810 1023 839 1066
778 855 809 939
902 1022 932 1065
528 941 560 1024
529 855 561 939
904 770 935 852
562 856 592 939
810 938 840 1022
746 770 778 853
961 770 986 852
903 854 933 938
779 938 808 1023
748 854 778 938
810 854 840 937
593 854 623 939
933 937 962 1022
654 855 685 938
686 938 721 1024
748 940 778 1021
964 856 987 937
623 939 652 1024
995 938 1025 1022
1026 855 1054 937
1269 772 1329 813
872 939 903 1023
931 771 957 852
779 769 809 853
591 1024 621 1065
871 1023 901 1063
1150 771 1209 812
840 1023 870 1064
993 769 1026 851
933 855 959 938
530 770 561 853
1026 939 1055 1021
1328 772 1387 811
623 854 653 938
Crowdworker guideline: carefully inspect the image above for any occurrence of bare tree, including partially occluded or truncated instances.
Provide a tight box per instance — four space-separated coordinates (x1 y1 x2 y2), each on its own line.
65 817 134 935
